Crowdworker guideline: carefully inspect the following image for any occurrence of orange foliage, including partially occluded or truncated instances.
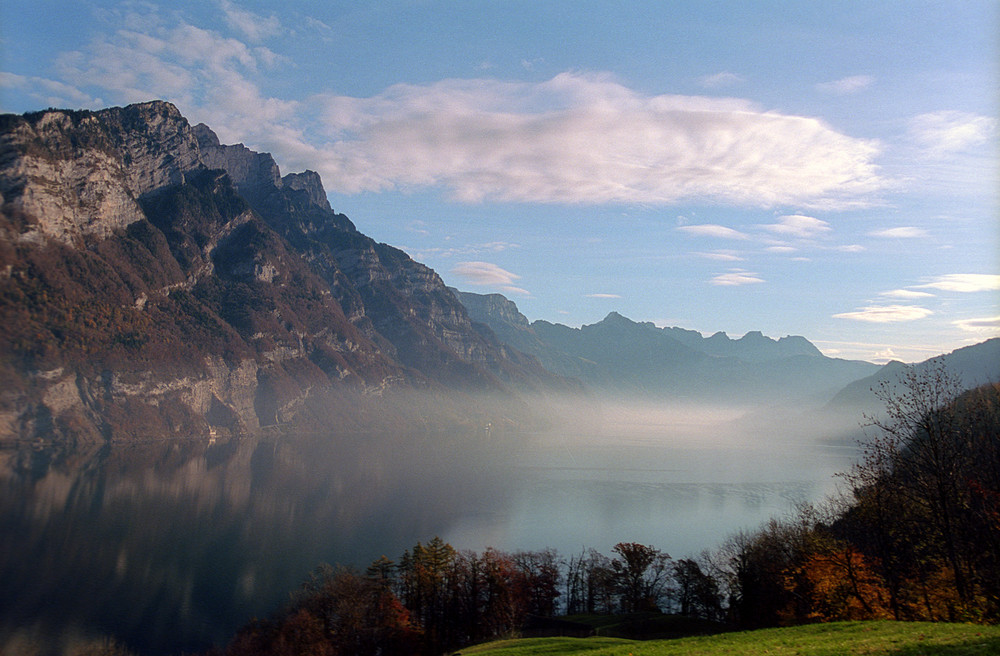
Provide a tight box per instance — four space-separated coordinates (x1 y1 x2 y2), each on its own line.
782 546 891 623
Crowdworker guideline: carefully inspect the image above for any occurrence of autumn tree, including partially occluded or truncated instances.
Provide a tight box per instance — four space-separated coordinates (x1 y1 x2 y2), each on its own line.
512 549 561 617
611 542 672 613
396 537 457 652
843 365 1000 620
563 548 616 615
224 565 418 656
671 557 723 620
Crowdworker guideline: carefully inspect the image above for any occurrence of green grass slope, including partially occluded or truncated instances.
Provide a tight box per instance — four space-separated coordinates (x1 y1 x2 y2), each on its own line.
458 621 1000 655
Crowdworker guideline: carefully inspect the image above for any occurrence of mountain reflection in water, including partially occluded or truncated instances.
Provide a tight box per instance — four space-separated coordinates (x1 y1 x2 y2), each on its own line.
0 423 857 655
0 430 520 655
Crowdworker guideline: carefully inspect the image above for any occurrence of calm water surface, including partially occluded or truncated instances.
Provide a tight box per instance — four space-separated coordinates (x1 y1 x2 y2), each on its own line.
0 413 858 654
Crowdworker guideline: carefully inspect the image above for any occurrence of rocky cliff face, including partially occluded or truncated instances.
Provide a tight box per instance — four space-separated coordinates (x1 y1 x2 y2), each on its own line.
0 101 560 443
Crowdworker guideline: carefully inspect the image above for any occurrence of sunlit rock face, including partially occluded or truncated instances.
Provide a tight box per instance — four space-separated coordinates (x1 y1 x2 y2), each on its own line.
0 101 560 443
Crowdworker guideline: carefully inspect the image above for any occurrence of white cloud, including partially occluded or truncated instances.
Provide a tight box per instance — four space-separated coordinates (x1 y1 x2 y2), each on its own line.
406 220 430 236
766 245 798 253
479 241 520 252
916 274 1000 293
709 270 764 286
835 244 865 253
586 293 622 299
833 305 934 322
677 224 750 240
759 214 832 239
0 71 99 107
953 316 1000 335
816 75 875 94
908 111 997 157
314 72 885 207
698 72 744 88
695 251 744 262
878 289 935 299
868 227 928 238
219 0 282 42
27 9 885 212
451 261 523 291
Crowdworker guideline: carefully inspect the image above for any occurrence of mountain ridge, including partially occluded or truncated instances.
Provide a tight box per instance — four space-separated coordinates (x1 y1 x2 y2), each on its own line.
1 101 994 443
0 101 568 442
452 288 880 404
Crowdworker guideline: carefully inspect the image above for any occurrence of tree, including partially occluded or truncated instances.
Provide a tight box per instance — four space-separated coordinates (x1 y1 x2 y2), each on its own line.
611 542 672 613
512 549 561 617
563 548 615 615
396 537 457 652
841 364 1000 621
671 558 723 620
225 565 419 656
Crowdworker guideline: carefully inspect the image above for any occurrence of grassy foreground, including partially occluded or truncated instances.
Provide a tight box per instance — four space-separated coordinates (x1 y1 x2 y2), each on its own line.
457 621 1000 655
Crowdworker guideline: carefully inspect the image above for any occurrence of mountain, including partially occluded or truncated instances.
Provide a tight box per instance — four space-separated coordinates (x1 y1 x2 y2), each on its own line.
826 338 1000 412
453 290 880 404
0 102 567 442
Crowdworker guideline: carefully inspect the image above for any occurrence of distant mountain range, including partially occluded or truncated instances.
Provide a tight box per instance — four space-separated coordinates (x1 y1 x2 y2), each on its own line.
1 101 996 443
453 289 879 404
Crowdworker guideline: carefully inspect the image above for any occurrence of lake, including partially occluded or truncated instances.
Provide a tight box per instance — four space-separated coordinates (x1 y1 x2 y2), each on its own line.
0 404 859 654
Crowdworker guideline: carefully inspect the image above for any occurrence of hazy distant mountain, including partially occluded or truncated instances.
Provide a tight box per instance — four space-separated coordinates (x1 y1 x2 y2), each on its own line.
0 102 568 442
453 290 880 404
827 338 1000 411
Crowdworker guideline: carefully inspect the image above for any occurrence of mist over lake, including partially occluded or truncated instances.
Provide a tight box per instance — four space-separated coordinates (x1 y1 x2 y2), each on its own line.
0 401 859 654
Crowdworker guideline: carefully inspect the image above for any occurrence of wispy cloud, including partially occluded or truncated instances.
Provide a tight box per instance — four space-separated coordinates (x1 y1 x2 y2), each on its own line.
1 71 102 108
14 6 887 211
868 226 928 238
908 111 997 157
678 224 750 240
953 315 1000 335
451 261 529 296
833 305 933 322
314 73 885 208
586 293 622 299
709 270 764 286
916 274 1000 293
695 250 744 262
698 71 744 88
219 0 282 42
758 214 831 239
479 241 520 252
406 220 430 236
878 289 935 299
816 75 875 94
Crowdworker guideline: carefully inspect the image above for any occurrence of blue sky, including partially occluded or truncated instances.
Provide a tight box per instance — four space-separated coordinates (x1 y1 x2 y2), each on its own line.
1 1 997 363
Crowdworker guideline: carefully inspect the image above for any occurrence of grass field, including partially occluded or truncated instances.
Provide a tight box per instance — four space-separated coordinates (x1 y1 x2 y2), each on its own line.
456 620 1000 655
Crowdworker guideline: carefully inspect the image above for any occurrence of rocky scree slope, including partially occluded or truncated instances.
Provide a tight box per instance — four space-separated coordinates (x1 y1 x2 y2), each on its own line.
0 101 561 442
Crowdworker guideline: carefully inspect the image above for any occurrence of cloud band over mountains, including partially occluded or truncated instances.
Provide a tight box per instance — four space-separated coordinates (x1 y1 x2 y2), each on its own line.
313 74 885 207
5 4 887 211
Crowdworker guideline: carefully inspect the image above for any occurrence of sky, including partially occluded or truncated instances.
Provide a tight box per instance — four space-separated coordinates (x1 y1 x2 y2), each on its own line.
1 1 998 364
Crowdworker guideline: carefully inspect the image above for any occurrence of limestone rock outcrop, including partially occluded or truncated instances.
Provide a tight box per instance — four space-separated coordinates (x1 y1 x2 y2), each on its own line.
0 101 563 442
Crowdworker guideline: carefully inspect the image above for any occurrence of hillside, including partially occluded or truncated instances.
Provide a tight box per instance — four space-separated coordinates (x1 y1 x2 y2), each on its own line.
0 102 569 442
459 621 1000 655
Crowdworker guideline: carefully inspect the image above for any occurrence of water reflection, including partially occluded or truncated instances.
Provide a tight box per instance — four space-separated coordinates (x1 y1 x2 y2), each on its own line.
0 430 520 655
0 423 857 655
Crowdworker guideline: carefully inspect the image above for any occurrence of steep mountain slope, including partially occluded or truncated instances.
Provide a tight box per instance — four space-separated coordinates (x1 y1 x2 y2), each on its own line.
0 101 564 442
454 289 880 404
827 338 1000 411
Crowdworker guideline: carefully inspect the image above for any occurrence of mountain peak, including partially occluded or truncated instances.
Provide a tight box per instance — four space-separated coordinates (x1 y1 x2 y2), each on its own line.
602 311 632 323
